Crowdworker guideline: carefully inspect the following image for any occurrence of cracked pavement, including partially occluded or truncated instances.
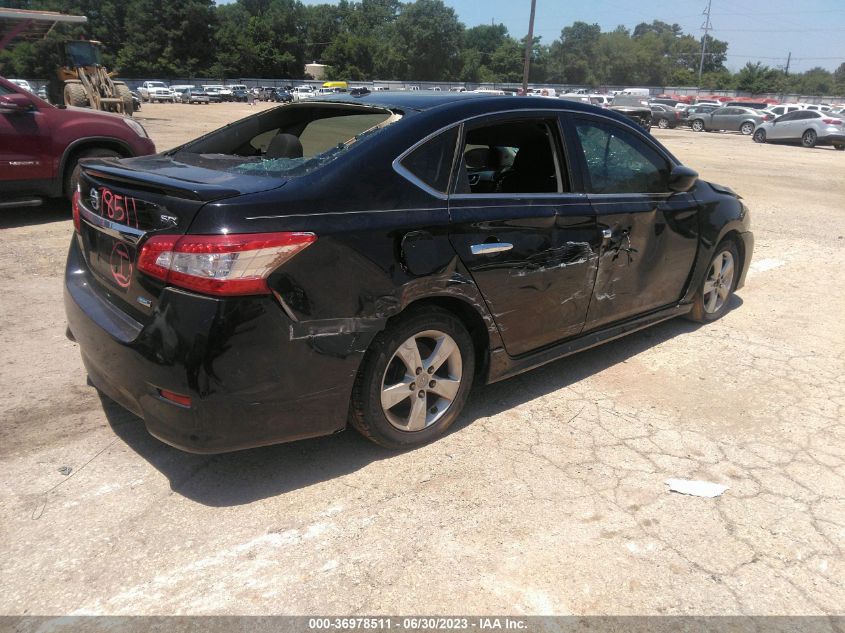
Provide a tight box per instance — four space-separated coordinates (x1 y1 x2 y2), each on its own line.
0 104 843 616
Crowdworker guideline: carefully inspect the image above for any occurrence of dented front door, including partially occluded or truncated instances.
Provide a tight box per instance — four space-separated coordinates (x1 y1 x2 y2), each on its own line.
585 192 699 330
568 116 700 332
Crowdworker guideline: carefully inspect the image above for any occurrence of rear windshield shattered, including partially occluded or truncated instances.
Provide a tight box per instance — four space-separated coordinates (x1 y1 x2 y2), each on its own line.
171 105 401 178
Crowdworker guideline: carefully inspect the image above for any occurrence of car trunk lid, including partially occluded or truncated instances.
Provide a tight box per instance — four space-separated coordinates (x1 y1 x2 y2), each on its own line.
74 155 286 320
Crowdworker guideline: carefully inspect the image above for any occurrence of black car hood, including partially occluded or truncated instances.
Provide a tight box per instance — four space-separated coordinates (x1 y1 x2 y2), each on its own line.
82 153 287 202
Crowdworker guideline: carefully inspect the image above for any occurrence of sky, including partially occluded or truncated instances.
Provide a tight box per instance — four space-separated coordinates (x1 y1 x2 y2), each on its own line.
282 0 845 73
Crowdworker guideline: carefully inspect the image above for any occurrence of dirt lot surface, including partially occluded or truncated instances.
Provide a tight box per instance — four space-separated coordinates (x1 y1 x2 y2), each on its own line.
1 102 844 616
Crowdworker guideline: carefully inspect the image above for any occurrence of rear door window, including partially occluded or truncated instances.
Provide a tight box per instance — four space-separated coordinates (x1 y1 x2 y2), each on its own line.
454 118 566 195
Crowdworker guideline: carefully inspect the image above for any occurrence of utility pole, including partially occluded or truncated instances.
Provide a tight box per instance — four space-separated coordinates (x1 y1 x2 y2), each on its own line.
784 51 791 76
697 0 713 89
521 0 537 96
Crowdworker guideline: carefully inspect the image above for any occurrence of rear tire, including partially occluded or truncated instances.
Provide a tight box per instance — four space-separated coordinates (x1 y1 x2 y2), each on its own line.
802 129 817 148
64 81 88 108
350 306 475 449
740 122 755 135
691 119 705 132
658 118 669 129
63 148 120 200
687 240 739 323
753 129 766 143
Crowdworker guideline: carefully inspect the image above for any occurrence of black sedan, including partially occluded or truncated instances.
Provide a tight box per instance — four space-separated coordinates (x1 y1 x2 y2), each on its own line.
65 93 753 453
650 104 681 129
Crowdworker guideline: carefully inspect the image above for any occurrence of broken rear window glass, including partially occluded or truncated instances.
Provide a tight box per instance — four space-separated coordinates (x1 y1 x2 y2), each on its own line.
170 104 401 179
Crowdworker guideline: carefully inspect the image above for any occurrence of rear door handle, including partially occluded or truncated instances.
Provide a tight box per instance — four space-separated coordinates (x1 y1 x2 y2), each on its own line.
470 242 513 255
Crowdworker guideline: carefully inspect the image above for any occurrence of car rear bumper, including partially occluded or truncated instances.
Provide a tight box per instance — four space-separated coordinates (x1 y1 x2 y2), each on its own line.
819 133 845 145
64 238 367 453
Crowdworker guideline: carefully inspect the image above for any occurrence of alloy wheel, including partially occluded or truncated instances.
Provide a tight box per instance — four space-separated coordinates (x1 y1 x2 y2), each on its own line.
380 330 463 432
740 122 754 135
658 118 669 129
702 250 735 314
692 120 705 132
802 130 817 148
753 129 766 143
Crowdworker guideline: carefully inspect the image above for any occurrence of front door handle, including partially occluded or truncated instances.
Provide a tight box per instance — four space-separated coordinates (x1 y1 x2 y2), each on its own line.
470 242 513 255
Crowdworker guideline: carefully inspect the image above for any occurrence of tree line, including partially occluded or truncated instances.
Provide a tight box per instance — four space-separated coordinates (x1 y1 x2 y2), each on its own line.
1 0 843 95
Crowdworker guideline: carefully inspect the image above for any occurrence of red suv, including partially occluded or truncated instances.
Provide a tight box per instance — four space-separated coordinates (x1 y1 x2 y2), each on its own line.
0 76 155 207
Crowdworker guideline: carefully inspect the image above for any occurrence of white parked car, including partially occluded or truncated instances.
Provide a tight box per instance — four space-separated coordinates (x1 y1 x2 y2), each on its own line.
528 88 557 98
139 81 176 103
203 85 233 101
767 104 802 117
291 86 316 101
9 79 33 92
753 110 845 149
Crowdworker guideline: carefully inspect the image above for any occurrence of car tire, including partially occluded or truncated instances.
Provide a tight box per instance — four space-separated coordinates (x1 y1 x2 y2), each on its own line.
658 118 669 129
740 122 755 135
64 148 120 200
753 129 766 143
835 144 845 151
802 129 818 148
691 119 705 132
687 240 740 323
350 306 475 449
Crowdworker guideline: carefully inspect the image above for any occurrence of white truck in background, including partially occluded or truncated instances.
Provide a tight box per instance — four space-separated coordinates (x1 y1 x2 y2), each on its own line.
138 81 176 103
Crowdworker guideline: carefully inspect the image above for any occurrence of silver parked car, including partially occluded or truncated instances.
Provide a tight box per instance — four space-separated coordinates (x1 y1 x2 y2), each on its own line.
753 110 845 149
689 106 767 135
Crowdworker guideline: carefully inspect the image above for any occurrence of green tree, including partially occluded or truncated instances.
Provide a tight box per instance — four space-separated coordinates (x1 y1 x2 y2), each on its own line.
735 62 780 94
115 0 217 77
548 21 600 85
391 0 463 81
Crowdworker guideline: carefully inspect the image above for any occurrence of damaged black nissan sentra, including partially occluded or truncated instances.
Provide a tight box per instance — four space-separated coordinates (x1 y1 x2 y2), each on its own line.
65 92 753 453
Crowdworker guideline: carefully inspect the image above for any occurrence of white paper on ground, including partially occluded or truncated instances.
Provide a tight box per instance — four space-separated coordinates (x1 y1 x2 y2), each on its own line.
665 478 729 498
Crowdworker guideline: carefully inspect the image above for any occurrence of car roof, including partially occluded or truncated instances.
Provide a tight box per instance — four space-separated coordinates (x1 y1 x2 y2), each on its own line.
314 91 629 119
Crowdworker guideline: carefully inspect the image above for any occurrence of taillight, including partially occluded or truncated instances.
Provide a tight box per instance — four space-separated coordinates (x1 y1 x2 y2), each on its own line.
138 232 316 296
71 190 81 233
822 118 842 125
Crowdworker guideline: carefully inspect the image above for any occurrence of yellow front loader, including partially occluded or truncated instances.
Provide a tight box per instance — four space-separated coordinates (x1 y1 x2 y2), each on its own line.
51 40 133 115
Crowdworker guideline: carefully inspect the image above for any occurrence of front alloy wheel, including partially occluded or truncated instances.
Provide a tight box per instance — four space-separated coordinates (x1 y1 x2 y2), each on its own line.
753 129 766 143
688 241 739 322
351 306 475 449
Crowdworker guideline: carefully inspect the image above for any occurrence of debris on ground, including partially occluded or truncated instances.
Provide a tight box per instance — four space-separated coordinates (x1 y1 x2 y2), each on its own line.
665 479 728 498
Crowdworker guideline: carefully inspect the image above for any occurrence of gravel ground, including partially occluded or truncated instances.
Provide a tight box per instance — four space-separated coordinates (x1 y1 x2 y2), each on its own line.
1 102 843 616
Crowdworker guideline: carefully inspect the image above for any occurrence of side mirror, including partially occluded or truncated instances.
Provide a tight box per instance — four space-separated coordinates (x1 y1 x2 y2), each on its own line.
668 165 698 193
0 94 34 114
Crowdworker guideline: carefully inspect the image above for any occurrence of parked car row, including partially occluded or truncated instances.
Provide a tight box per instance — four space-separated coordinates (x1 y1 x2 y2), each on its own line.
642 96 844 150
